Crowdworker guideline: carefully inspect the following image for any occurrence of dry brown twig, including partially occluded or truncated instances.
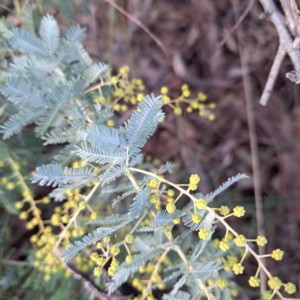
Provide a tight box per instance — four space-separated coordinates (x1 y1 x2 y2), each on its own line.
259 0 300 105
232 0 267 292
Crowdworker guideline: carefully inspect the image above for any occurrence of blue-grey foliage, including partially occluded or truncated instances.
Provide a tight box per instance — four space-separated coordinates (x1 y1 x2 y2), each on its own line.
0 14 250 298
31 164 95 187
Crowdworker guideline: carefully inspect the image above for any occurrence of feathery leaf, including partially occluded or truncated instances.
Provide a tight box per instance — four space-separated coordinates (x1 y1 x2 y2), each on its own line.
39 14 60 55
31 164 94 187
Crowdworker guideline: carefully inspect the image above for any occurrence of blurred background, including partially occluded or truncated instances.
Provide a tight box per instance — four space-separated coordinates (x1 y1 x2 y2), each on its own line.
1 0 300 298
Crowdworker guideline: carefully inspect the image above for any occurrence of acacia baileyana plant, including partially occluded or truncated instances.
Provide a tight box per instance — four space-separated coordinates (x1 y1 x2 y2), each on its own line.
0 14 296 300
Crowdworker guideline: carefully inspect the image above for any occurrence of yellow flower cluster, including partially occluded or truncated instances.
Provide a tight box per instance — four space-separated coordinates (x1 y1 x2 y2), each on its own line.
268 276 282 290
217 278 228 288
195 198 207 209
271 249 284 261
108 258 119 276
148 178 160 189
232 263 244 275
192 213 202 224
189 174 200 190
219 205 230 216
256 235 268 246
125 234 134 244
233 206 245 217
249 276 260 287
160 84 216 120
126 255 134 264
166 202 176 213
234 234 247 247
219 240 229 252
173 217 180 224
198 228 209 240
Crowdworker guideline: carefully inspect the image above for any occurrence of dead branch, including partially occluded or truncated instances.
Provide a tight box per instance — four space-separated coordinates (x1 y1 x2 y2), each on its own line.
259 0 300 106
260 44 287 106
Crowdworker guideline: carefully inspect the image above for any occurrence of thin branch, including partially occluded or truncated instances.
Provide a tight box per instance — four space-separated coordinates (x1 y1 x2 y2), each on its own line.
288 0 300 35
260 44 287 106
259 0 300 83
231 0 267 292
215 0 255 52
280 0 297 35
104 0 169 60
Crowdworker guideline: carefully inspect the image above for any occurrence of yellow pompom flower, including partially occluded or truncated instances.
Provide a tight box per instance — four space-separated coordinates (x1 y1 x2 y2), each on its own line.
234 235 247 247
231 288 239 297
79 202 86 210
119 65 130 75
110 245 120 256
61 215 69 224
148 178 160 189
50 214 60 226
284 282 296 294
160 87 168 94
137 93 144 102
125 234 134 244
42 197 51 204
90 252 98 261
150 194 159 204
111 76 118 84
217 278 228 288
167 189 175 197
12 162 20 170
121 104 128 111
189 174 200 185
166 202 176 214
192 214 202 224
94 96 105 103
90 212 97 220
174 107 182 115
6 182 15 190
139 266 146 274
72 161 80 168
219 205 230 216
158 282 166 290
198 228 209 240
262 291 272 300
130 97 137 105
219 241 229 252
181 84 189 91
22 190 32 198
30 235 38 243
163 95 170 104
182 90 190 98
196 198 207 210
19 211 28 220
233 206 245 217
107 119 115 127
198 92 207 101
94 267 102 276
268 277 282 290
114 103 121 111
14 201 23 209
208 114 215 121
232 263 244 275
249 276 260 287
126 255 134 264
256 236 268 246
173 217 180 225
103 236 111 243
271 249 284 261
